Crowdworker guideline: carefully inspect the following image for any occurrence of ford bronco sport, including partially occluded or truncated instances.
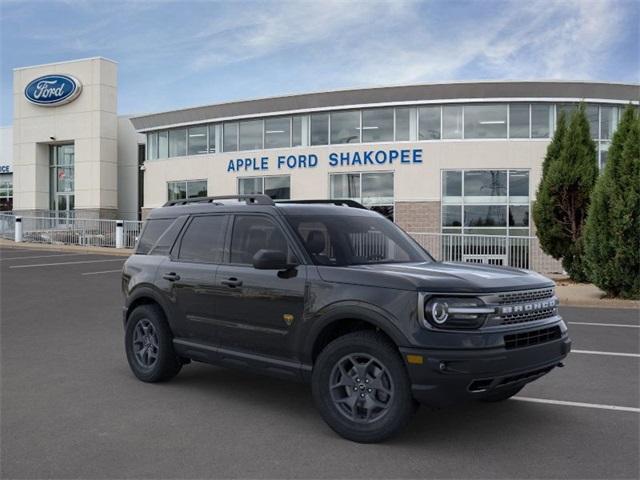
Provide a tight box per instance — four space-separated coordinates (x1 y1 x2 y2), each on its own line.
122 195 571 443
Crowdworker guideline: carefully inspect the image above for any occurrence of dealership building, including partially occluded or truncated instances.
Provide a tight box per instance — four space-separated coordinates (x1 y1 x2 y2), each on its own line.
5 57 638 243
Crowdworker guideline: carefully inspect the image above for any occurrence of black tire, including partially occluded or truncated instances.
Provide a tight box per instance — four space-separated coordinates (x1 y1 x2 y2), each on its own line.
312 331 416 443
125 304 182 382
479 385 524 402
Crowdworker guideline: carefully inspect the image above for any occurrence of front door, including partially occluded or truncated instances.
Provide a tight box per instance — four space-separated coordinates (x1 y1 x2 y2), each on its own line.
213 214 306 359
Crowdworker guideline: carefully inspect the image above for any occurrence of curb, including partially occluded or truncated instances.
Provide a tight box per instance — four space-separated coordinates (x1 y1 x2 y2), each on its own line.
0 239 133 257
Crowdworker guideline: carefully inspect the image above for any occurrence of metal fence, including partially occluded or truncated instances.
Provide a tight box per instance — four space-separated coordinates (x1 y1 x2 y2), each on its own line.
1 214 144 249
409 232 564 274
0 213 15 240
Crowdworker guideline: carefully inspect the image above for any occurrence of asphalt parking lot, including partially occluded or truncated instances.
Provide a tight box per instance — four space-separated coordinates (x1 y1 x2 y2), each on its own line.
1 245 638 479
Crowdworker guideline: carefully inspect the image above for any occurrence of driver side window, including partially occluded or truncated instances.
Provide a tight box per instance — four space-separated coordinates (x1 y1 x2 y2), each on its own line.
229 215 297 265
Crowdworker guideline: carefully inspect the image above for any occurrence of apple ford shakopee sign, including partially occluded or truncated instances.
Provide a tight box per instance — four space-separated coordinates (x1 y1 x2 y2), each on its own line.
24 74 82 106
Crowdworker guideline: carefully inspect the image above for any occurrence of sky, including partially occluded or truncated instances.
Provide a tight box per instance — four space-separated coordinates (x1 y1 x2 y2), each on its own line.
0 0 638 126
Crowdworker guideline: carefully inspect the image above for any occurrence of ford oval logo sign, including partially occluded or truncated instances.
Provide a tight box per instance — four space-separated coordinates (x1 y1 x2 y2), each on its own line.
24 74 82 106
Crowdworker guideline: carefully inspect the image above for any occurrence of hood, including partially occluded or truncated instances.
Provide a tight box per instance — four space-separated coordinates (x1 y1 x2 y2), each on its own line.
316 261 554 293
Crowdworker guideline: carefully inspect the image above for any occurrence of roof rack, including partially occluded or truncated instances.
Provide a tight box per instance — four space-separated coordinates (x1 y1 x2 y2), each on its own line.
163 194 275 207
275 199 367 209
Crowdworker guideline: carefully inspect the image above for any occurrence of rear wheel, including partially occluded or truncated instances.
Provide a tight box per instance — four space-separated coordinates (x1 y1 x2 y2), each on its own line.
312 331 416 443
125 304 182 382
479 385 524 402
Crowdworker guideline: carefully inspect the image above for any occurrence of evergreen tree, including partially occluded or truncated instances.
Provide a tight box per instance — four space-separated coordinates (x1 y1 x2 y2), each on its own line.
533 112 567 259
584 106 640 298
533 104 598 281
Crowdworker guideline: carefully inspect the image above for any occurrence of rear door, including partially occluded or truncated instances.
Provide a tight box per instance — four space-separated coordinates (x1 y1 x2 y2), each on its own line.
213 214 307 359
158 214 229 345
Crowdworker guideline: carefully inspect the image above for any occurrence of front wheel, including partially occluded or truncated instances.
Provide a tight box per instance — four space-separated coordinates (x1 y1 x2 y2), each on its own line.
312 331 416 443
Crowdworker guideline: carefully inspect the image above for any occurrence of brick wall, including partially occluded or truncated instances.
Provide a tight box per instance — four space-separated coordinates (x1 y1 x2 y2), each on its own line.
395 201 441 233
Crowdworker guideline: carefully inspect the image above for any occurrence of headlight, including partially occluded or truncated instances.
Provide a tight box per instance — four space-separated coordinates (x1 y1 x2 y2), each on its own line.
422 296 495 329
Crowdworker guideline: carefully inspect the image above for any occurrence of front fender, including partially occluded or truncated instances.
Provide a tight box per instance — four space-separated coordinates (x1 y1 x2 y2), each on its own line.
300 300 410 365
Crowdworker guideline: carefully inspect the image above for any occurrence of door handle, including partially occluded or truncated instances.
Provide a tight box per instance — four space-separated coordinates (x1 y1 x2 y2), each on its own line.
162 272 181 281
221 277 243 288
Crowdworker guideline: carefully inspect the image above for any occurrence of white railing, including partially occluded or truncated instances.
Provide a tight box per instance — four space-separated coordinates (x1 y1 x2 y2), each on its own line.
123 220 143 249
6 215 144 249
408 232 564 274
0 213 15 240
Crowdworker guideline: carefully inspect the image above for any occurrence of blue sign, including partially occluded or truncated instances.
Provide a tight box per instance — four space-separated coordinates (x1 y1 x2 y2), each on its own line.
0 165 11 174
24 74 82 106
226 148 423 173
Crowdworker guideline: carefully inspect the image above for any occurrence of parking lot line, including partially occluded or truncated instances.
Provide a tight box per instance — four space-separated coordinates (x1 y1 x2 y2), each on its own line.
81 269 122 275
568 321 640 328
1 253 88 261
572 349 640 358
10 259 125 269
513 396 640 413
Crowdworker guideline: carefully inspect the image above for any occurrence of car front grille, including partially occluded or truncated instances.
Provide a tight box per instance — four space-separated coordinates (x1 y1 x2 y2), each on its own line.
495 287 558 325
497 287 555 304
504 326 562 350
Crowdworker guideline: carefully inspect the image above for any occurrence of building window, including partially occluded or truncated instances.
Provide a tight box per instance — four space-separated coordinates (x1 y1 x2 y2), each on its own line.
585 104 599 140
239 119 263 150
419 106 441 140
600 106 619 140
509 104 529 139
442 169 529 236
147 132 158 160
238 175 290 200
330 172 394 220
167 180 207 201
265 117 291 149
208 124 217 153
310 113 329 145
531 104 552 138
169 128 187 157
0 173 12 211
395 107 411 141
187 126 208 155
330 110 360 144
362 108 394 143
50 144 75 217
464 104 507 139
223 122 239 152
442 105 463 139
158 131 168 159
292 116 303 147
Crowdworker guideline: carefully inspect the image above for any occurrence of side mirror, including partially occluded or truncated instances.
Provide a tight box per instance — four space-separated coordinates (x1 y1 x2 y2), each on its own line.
252 249 290 270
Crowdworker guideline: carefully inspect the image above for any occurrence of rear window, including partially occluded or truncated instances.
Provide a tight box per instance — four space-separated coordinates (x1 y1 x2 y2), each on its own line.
136 218 175 255
178 215 227 263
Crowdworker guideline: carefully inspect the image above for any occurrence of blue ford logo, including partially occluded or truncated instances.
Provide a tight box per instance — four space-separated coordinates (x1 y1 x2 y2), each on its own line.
24 74 82 106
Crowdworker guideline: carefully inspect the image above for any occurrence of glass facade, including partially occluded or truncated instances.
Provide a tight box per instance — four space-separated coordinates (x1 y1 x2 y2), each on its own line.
238 175 290 200
442 169 530 236
330 172 394 220
143 103 624 167
330 110 360 144
167 180 207 201
0 173 12 211
49 144 75 217
362 108 394 143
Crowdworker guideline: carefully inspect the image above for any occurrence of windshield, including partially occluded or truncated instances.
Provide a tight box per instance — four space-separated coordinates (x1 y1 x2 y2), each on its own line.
286 214 432 266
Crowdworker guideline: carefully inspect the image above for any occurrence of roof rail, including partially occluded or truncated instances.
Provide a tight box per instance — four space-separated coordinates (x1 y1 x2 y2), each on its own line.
275 199 367 209
163 194 275 207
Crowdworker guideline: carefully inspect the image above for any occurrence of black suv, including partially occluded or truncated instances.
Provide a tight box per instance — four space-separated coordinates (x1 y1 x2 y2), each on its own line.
122 195 570 443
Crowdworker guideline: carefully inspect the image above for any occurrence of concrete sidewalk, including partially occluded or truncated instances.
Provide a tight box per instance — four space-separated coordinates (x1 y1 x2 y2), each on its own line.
1 239 638 310
0 238 132 256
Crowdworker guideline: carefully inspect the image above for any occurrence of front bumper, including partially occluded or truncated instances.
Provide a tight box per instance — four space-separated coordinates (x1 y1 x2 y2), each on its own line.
400 334 571 407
